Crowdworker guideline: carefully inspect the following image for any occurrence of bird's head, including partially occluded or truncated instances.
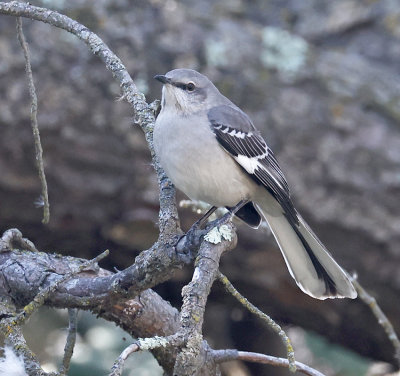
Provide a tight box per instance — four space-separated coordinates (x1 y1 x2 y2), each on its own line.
154 69 222 115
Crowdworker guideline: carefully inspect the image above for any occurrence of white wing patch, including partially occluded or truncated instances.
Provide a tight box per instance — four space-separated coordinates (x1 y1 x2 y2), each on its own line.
235 151 286 191
235 153 267 174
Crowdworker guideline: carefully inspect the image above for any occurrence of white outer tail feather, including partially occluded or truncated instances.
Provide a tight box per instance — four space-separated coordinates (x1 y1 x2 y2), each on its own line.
257 201 357 300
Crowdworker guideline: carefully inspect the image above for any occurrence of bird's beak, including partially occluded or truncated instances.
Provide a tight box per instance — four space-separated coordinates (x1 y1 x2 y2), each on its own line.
154 75 171 84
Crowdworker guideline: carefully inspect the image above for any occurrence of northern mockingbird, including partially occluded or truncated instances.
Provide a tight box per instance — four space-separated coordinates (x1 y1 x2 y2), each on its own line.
153 68 356 300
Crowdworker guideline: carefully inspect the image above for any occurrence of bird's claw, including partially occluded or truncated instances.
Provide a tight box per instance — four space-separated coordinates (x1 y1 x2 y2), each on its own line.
175 222 207 257
175 206 234 257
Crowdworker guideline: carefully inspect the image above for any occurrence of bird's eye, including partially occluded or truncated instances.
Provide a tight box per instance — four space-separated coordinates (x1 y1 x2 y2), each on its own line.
186 82 195 92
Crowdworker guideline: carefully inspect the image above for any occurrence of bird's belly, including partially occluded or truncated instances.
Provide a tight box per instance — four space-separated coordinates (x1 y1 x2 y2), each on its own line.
154 116 256 207
171 152 253 207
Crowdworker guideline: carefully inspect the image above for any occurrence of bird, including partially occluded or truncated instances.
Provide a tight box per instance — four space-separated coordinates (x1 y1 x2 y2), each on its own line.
153 68 357 300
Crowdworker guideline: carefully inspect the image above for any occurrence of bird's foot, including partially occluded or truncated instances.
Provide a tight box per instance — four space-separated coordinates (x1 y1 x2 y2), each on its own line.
175 201 247 255
175 211 214 256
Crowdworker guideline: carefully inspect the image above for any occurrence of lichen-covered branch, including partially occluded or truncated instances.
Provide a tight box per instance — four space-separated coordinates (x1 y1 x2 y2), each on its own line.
173 221 237 376
0 243 108 376
110 343 139 376
217 271 296 372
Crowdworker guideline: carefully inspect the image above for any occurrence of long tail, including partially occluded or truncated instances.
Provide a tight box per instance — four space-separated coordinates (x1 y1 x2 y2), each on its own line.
257 202 357 300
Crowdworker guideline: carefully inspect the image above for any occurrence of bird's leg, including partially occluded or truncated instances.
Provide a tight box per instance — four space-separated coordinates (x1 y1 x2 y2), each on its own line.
195 206 218 228
194 199 249 232
208 199 249 229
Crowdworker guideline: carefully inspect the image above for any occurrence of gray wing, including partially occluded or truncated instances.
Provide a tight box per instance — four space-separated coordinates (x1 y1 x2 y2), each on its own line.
208 104 298 225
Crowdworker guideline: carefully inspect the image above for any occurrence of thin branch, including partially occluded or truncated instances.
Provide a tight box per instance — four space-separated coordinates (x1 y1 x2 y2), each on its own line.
16 16 50 224
352 278 400 366
217 271 296 372
59 309 78 375
109 335 181 376
110 343 140 376
213 349 325 376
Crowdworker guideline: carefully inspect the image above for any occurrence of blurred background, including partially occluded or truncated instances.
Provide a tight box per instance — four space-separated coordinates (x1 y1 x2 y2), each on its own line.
1 0 400 375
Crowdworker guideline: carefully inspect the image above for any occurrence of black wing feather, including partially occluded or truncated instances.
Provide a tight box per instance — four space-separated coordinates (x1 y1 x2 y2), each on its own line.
208 104 298 226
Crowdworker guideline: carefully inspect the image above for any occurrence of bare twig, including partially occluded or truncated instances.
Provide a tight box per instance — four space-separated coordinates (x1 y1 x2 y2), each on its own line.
59 309 78 375
16 17 50 224
109 334 182 376
217 271 296 372
109 343 139 376
352 278 400 366
213 349 325 376
110 334 184 376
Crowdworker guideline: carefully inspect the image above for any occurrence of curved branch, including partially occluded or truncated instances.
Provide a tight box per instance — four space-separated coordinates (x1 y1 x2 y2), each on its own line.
0 0 179 237
213 350 326 376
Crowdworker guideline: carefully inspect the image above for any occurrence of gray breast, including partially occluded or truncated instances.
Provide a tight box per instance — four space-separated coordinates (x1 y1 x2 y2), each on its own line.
154 110 257 207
